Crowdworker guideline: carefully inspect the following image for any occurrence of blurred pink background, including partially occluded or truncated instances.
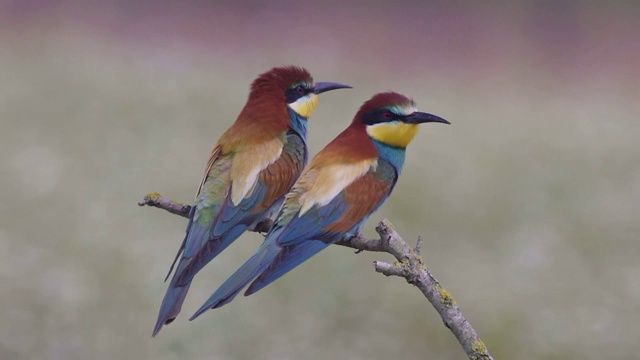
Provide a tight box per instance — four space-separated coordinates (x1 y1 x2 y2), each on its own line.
1 2 639 359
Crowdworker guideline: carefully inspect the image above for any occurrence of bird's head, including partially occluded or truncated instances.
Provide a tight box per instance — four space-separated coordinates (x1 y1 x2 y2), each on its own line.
355 92 450 148
250 66 351 119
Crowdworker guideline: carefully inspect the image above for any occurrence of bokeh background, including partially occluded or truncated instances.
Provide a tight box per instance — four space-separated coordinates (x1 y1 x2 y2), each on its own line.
2 1 639 359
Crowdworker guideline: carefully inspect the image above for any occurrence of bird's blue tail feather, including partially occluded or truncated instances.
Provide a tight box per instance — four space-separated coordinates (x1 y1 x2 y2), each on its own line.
245 239 331 296
153 224 246 336
189 241 281 320
152 278 191 337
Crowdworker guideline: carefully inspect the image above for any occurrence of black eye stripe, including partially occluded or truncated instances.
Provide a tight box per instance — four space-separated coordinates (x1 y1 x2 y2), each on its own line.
362 109 408 125
285 85 312 104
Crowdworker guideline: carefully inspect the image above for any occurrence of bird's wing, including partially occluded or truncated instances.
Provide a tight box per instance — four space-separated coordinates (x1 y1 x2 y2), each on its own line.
244 160 398 294
211 133 306 237
195 143 223 197
181 135 284 256
274 157 395 246
174 133 306 285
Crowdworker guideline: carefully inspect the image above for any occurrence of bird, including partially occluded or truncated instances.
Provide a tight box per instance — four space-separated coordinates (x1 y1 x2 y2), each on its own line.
153 66 351 336
189 91 450 319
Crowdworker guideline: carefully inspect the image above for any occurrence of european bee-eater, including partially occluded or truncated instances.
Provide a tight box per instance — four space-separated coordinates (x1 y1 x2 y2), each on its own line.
153 66 351 336
189 92 450 318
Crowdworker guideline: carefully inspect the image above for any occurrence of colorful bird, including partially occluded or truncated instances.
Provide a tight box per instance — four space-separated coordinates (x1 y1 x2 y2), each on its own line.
189 92 450 319
153 66 351 336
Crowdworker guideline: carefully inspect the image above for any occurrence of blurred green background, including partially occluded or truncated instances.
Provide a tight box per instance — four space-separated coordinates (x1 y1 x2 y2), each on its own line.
1 1 639 359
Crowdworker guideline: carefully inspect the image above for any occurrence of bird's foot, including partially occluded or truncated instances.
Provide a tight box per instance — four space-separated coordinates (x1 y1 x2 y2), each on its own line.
343 228 366 254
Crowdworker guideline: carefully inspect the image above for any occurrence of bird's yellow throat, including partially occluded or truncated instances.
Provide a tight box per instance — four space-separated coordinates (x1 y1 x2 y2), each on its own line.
366 122 419 148
288 94 319 118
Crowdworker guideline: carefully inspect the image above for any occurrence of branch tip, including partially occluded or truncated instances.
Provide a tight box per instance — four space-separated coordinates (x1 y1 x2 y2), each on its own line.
415 235 424 254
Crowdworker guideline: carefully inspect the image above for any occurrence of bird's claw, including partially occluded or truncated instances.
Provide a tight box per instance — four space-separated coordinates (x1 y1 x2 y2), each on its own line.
343 228 365 254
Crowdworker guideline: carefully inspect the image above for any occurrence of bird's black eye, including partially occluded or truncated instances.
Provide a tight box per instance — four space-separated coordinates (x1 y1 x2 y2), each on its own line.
285 85 309 103
362 109 401 125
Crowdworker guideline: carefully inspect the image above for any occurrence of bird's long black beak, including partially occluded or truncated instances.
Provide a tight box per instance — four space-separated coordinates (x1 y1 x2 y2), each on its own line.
404 111 450 125
314 82 352 94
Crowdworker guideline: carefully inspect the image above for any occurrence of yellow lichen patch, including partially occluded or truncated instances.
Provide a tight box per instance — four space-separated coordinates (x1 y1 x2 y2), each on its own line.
471 340 487 354
436 284 456 305
145 192 161 202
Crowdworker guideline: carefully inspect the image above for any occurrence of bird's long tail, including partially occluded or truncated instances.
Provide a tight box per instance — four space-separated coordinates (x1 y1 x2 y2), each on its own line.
244 239 330 296
152 221 247 336
189 241 281 320
152 277 191 337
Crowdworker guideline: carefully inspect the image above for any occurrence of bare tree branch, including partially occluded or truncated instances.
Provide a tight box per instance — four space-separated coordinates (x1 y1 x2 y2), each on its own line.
373 219 493 360
140 192 493 360
138 192 192 218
